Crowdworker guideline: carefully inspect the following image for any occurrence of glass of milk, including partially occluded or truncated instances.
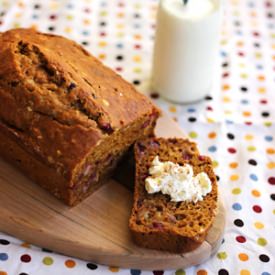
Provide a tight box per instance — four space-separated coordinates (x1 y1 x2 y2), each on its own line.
152 0 222 103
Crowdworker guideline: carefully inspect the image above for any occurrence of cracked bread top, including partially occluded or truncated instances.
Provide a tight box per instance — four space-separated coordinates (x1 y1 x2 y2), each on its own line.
0 28 158 179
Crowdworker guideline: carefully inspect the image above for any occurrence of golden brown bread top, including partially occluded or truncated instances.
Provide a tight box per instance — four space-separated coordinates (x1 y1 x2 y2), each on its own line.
0 28 158 179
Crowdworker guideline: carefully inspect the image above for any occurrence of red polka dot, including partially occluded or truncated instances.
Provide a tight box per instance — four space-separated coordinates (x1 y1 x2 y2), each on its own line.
115 67 123 72
268 177 275 185
223 72 229 78
236 236 246 243
84 8 91 13
245 121 252 126
49 14 57 20
253 31 260 37
253 205 262 213
238 52 245 57
228 148 237 154
21 254 31 263
134 44 141 49
100 32 106 37
260 99 268 104
207 106 213 111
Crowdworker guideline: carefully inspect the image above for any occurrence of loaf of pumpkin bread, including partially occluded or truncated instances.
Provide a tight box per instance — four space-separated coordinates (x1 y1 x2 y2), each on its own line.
129 138 218 253
0 29 160 206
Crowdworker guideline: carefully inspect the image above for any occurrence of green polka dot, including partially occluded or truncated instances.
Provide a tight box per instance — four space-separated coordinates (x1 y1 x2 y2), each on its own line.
217 251 227 260
232 188 241 195
175 269 186 275
188 131 198 139
247 146 256 152
43 256 54 266
212 160 219 168
264 122 272 127
257 237 267 246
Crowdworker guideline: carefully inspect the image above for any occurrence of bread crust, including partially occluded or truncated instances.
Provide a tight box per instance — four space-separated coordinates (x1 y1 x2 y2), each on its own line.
0 28 160 205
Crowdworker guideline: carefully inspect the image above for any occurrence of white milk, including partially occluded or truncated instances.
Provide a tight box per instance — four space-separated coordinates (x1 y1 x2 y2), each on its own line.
152 0 222 103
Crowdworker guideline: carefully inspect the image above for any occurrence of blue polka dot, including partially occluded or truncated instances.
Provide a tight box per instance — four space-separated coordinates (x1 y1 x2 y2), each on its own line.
256 64 263 70
250 174 258 181
226 120 234 124
82 30 90 36
0 253 8 261
232 203 242 211
220 51 227 57
66 3 74 9
116 43 124 49
133 23 141 29
131 269 141 275
208 145 217 153
236 30 243 36
265 135 273 142
268 23 274 29
32 14 38 19
101 1 107 7
187 107 196 113
262 272 271 275
241 99 249 105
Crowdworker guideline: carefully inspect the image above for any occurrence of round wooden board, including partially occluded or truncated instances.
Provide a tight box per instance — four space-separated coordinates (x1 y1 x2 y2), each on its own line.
0 113 225 270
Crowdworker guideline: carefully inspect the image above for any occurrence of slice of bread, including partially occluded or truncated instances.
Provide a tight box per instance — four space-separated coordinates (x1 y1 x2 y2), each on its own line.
129 138 218 253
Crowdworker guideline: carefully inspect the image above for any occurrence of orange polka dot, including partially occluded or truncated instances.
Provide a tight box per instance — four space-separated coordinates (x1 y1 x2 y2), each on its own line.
208 132 217 139
117 12 125 18
250 11 256 17
109 266 120 272
169 106 177 113
238 253 249 261
258 75 265 81
266 148 275 154
240 270 250 275
252 189 261 197
229 162 238 169
133 55 142 62
83 19 91 25
242 111 251 117
21 242 30 248
222 84 230 91
65 260 76 268
0 272 8 275
230 174 239 181
134 34 142 40
197 270 208 275
237 41 244 47
267 162 275 169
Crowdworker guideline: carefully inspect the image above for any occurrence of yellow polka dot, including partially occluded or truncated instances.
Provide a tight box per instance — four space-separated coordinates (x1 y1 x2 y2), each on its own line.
238 253 249 261
255 52 262 59
240 73 248 79
244 134 254 140
257 237 267 246
133 55 142 62
116 32 125 38
64 27 72 33
98 53 106 60
221 39 227 45
189 131 198 139
254 221 264 229
252 189 261 197
169 106 177 113
266 148 275 154
232 188 241 195
264 122 272 127
247 145 256 152
133 67 142 73
212 160 219 168
242 111 251 117
223 96 231 103
239 63 245 68
65 260 76 268
98 41 107 47
66 14 74 20
273 209 275 215
197 270 208 275
116 23 124 29
207 118 215 123
258 87 266 94
208 132 217 139
229 162 238 169
240 270 250 275
230 174 239 181
15 12 22 18
224 110 232 115
271 33 275 39
217 251 227 260
109 266 120 272
267 162 275 169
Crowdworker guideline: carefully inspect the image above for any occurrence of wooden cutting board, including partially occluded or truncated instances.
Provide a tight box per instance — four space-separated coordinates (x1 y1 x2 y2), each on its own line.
0 113 225 270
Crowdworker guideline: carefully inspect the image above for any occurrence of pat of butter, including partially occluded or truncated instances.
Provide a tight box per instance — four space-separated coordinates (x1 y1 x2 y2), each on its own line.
145 156 212 203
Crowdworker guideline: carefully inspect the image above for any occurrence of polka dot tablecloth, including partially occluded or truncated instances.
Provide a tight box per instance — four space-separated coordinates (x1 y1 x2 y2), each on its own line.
0 0 274 274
